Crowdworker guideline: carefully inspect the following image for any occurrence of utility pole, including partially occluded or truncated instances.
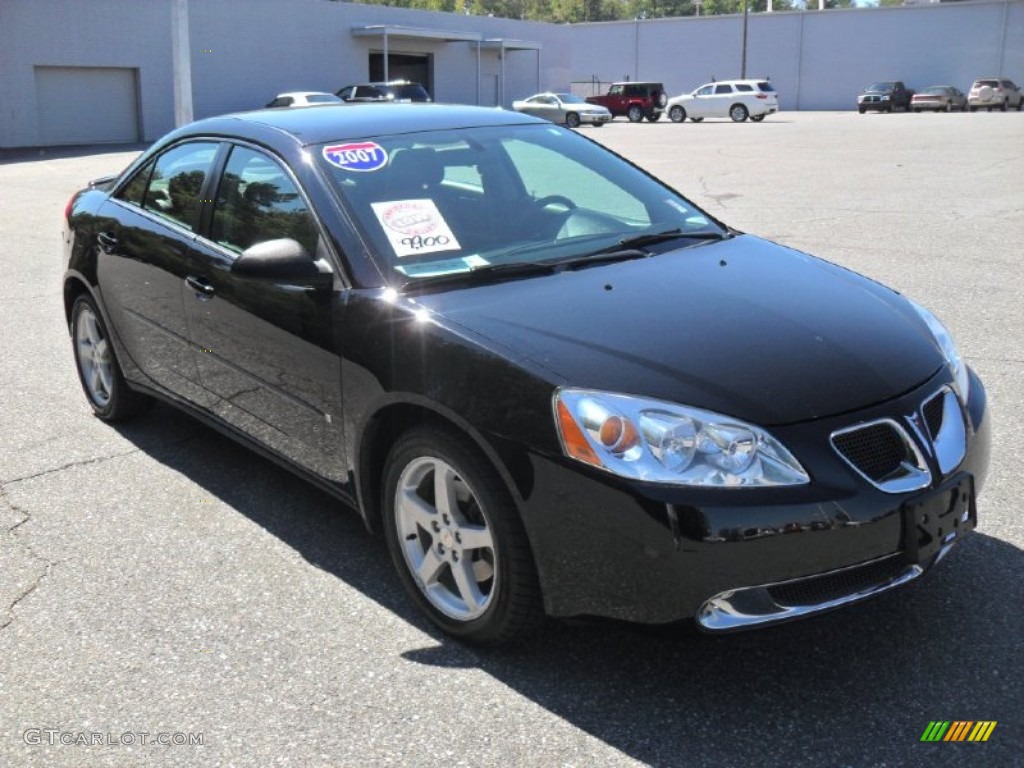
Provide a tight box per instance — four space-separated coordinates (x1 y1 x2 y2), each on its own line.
171 0 194 126
740 0 749 79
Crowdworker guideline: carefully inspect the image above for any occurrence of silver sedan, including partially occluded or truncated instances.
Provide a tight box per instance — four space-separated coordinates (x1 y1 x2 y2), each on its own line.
512 92 611 128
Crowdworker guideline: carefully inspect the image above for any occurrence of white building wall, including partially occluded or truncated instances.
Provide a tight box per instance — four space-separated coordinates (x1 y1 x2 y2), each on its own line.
568 1 1024 111
0 0 569 148
1 0 1020 147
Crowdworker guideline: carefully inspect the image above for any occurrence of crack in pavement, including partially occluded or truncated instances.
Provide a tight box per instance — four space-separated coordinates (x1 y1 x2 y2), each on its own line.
0 484 64 633
2 446 143 487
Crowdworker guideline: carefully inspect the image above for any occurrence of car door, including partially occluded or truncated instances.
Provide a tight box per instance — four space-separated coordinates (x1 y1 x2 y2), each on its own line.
95 140 221 406
689 84 715 117
182 143 347 482
710 84 735 117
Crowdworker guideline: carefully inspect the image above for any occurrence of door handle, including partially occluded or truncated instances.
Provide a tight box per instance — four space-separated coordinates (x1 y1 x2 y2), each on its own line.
97 231 118 252
185 275 215 298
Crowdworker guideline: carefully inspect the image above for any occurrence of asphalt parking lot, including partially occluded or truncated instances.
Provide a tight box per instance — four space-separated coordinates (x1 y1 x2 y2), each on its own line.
1 111 1021 768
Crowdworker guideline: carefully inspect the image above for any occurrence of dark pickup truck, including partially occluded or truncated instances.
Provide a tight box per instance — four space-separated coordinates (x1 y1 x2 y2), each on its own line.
586 82 667 122
857 81 915 113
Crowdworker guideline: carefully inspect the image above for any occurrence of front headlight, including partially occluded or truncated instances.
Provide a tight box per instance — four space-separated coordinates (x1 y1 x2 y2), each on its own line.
554 389 809 487
908 299 970 403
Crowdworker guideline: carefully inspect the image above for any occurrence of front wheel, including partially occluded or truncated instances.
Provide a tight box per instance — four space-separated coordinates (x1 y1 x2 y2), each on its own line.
646 112 661 122
71 294 152 421
382 427 543 644
565 111 581 129
668 105 686 122
729 104 748 122
627 105 644 123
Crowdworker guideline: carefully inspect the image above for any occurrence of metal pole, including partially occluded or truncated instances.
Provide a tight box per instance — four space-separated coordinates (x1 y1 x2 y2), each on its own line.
740 0 748 80
476 42 481 105
383 32 389 81
171 0 193 126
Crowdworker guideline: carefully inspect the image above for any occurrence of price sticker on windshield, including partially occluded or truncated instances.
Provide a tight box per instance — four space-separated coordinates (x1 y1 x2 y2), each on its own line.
371 199 462 258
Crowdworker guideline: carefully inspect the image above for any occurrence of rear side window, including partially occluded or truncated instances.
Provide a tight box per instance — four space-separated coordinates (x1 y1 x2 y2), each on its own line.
117 160 156 207
211 145 318 256
736 84 753 92
141 142 219 231
974 80 999 88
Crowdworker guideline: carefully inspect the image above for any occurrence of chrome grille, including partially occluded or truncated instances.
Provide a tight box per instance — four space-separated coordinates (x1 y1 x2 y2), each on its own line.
923 391 945 440
830 418 930 494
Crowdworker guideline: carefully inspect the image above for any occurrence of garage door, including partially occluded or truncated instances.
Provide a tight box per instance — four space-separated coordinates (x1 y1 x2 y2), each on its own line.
34 66 139 145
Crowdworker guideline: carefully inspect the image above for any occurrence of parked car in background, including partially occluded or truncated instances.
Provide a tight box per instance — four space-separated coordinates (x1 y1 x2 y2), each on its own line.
336 81 432 103
585 82 667 122
265 91 342 108
512 92 611 128
967 78 1023 111
910 86 967 113
667 79 778 123
857 81 914 113
62 103 989 645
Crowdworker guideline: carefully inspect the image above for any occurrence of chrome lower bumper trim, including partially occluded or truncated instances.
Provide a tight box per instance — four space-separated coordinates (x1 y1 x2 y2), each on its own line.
696 545 956 632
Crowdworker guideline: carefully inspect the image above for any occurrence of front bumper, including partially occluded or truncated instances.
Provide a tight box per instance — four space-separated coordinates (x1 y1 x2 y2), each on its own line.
515 368 990 630
581 113 612 125
859 97 895 111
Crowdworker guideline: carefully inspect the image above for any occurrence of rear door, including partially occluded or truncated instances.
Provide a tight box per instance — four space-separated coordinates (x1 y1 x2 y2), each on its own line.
96 140 222 405
182 143 347 481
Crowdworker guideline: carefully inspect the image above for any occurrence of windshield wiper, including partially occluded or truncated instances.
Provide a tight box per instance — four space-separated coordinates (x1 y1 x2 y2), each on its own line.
399 259 559 290
586 228 731 259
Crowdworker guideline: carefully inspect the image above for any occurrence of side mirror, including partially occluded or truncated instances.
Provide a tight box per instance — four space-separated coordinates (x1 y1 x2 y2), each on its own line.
232 238 333 288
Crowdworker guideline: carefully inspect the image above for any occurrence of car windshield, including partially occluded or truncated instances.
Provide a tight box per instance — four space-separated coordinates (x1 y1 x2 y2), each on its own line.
974 80 999 88
921 87 948 96
557 93 586 104
307 94 342 103
755 82 775 92
316 123 724 282
866 82 895 92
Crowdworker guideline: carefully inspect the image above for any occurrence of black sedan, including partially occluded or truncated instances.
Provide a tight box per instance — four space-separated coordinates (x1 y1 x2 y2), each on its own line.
63 104 990 644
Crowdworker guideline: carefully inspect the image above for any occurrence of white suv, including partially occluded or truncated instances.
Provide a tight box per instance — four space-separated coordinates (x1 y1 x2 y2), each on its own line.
667 79 779 123
967 78 1023 112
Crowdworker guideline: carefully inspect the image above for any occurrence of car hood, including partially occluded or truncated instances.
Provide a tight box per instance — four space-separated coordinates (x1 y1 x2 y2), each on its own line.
414 235 944 426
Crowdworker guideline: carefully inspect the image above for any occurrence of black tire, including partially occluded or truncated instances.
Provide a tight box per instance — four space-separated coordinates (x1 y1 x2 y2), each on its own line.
668 105 685 123
750 114 766 122
627 104 644 123
913 108 921 113
382 426 543 644
1000 101 1007 112
656 91 668 108
729 104 748 123
565 111 581 129
70 294 152 422
690 116 704 122
969 105 977 112
646 112 661 122
858 107 866 114
591 121 604 128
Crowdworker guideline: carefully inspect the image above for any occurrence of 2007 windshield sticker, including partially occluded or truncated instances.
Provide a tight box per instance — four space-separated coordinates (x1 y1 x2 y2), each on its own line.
371 199 462 258
322 142 388 172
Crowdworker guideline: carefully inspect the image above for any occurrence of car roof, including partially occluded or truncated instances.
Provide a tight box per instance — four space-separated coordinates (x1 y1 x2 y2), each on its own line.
169 103 541 148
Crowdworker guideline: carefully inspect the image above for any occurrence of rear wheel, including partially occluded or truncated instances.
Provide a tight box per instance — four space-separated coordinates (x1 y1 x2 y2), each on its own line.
646 112 661 122
565 111 581 128
382 427 543 644
969 105 977 112
668 105 686 123
690 116 704 122
627 104 644 123
71 294 152 421
750 114 766 122
729 104 748 123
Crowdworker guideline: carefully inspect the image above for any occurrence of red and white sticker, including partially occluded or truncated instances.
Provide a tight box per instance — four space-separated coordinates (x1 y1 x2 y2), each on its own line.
370 199 461 257
322 142 388 172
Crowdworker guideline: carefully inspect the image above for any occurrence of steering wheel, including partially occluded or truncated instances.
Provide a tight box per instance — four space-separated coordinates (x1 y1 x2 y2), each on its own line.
533 195 577 211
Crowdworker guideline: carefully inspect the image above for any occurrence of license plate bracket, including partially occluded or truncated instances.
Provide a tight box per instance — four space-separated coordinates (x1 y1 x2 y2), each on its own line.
902 474 976 566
